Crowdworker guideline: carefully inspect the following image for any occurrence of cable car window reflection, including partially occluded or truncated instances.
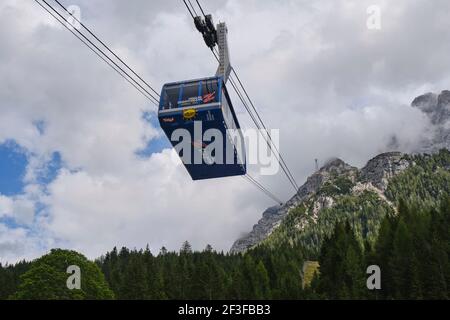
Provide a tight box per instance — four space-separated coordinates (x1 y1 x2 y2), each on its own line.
180 82 200 107
162 85 180 110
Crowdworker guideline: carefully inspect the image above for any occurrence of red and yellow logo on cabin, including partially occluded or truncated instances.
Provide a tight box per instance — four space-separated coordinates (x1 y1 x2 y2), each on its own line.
183 108 197 120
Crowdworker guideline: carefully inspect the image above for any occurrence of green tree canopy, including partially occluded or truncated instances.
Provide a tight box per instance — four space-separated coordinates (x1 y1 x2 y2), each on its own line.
11 249 114 300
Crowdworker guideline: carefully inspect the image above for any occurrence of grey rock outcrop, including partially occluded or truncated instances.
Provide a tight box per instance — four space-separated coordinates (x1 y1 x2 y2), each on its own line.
412 90 450 152
360 152 410 191
230 206 282 253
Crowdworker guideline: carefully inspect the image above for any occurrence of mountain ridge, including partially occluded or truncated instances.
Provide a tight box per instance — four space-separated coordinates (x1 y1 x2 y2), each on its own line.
231 90 450 253
231 152 411 253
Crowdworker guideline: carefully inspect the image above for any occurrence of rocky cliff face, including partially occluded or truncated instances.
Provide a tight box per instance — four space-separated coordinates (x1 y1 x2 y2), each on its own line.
231 159 358 253
230 153 409 253
231 91 450 253
359 152 410 191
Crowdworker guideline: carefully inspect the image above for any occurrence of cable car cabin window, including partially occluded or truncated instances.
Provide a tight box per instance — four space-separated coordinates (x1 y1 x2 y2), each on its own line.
162 85 180 110
160 79 221 111
179 82 201 107
201 79 219 104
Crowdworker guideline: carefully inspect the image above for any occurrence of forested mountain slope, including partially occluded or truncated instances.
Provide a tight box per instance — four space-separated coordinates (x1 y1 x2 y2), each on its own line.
233 150 450 256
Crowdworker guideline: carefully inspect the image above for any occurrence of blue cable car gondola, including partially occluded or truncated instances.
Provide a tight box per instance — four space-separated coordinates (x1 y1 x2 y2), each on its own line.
158 76 246 180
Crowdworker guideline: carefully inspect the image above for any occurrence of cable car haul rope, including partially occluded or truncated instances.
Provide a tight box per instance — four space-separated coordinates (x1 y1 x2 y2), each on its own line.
33 0 299 205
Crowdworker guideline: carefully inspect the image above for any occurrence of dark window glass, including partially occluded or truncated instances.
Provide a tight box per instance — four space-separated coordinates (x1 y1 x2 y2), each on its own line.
180 82 200 107
161 79 220 110
162 85 181 110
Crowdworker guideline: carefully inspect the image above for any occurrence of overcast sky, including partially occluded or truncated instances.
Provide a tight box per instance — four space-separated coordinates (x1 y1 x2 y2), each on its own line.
1 0 450 263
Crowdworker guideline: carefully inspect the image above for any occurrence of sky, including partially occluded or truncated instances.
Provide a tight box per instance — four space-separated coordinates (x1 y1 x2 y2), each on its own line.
1 0 450 263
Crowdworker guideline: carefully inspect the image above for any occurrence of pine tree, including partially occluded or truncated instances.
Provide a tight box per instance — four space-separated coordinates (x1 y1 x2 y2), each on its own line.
390 218 413 299
150 264 167 299
255 261 271 299
180 241 192 254
159 246 168 256
375 215 396 299
120 254 149 299
228 266 245 299
317 222 343 299
408 253 423 299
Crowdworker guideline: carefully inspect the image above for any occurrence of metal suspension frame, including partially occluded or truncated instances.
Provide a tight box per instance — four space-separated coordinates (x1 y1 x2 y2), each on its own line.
215 22 232 84
193 13 231 84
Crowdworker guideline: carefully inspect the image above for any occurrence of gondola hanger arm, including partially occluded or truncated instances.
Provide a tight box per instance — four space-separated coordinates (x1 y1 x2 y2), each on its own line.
215 22 232 84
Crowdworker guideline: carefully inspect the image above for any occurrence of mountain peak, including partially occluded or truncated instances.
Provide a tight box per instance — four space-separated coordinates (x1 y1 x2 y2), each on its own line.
438 90 450 107
319 158 352 173
411 90 450 153
412 92 438 111
412 90 450 125
360 152 409 191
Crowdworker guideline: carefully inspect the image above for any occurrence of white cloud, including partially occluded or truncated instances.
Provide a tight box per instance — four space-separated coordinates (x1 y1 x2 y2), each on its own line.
41 149 262 257
0 195 13 217
1 0 449 262
0 224 45 264
0 194 35 225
